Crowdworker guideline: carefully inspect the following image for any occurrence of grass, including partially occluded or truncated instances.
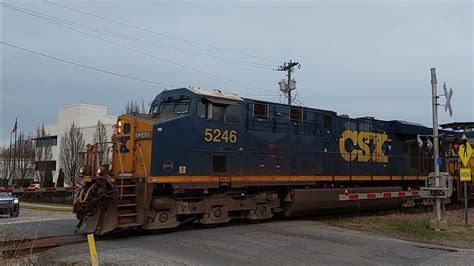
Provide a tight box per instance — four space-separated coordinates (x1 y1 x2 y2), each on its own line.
324 208 474 248
389 218 450 239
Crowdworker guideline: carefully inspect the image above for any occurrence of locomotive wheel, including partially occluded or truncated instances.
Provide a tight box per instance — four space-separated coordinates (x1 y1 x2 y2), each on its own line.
199 206 229 227
200 212 219 228
246 209 262 224
246 204 272 222
159 212 169 223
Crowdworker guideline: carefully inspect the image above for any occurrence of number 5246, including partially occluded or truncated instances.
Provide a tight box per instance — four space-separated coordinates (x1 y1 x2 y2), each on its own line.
204 128 237 143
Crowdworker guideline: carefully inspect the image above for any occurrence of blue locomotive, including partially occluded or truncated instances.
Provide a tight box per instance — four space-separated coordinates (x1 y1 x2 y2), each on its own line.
75 87 469 234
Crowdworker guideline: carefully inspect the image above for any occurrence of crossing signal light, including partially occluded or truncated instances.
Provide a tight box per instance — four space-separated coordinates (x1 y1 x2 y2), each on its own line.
453 143 459 152
451 139 467 154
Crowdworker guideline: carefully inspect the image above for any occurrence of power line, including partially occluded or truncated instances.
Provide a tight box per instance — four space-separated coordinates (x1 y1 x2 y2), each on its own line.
42 0 281 63
0 41 177 87
4 39 302 109
3 4 275 69
3 3 274 93
293 94 308 108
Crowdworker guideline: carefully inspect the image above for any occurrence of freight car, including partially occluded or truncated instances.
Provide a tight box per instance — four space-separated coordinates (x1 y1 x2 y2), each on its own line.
75 87 470 234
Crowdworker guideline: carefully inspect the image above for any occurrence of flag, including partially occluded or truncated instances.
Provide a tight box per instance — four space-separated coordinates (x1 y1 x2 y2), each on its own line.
11 119 17 134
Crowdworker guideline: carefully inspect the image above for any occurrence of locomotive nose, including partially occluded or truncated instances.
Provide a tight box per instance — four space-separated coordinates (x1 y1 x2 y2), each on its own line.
75 114 154 235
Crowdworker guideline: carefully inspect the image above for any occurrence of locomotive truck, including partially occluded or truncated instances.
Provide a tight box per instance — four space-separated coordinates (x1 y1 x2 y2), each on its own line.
75 87 472 235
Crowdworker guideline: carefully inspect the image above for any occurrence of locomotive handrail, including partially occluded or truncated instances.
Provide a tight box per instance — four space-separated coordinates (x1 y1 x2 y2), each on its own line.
135 144 148 178
135 143 149 206
114 141 126 199
247 115 319 124
312 150 433 159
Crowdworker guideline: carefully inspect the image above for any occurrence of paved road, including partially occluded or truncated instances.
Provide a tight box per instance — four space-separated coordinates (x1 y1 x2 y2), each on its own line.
38 219 474 265
0 209 76 241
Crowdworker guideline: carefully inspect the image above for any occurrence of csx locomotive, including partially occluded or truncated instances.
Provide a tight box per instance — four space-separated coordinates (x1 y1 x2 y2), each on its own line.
75 87 472 234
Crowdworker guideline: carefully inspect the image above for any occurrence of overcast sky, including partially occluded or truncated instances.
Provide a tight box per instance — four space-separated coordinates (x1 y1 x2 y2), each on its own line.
1 0 473 146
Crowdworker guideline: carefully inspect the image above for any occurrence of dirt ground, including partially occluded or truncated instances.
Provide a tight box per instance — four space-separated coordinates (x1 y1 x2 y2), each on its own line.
323 206 474 249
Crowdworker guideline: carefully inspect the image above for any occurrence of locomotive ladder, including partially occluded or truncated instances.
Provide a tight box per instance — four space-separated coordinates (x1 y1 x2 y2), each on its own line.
116 173 141 228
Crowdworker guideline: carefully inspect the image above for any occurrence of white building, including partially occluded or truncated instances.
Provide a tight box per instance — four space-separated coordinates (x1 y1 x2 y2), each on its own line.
38 104 117 182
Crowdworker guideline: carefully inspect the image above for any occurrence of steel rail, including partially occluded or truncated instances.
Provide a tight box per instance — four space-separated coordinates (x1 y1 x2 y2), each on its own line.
1 234 86 256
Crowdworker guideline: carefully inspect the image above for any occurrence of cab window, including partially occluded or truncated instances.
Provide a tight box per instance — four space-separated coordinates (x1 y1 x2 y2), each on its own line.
151 96 191 115
158 100 190 115
225 105 240 124
197 100 207 118
212 105 225 121
197 100 240 124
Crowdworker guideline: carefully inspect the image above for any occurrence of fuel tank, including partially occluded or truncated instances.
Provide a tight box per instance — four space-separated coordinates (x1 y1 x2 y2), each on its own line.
282 187 402 217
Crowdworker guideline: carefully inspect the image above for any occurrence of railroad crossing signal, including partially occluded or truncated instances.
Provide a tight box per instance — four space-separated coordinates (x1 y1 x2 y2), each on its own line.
458 134 472 167
443 82 453 117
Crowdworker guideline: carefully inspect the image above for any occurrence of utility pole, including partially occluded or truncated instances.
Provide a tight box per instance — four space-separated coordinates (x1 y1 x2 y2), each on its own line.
277 60 300 106
431 68 443 230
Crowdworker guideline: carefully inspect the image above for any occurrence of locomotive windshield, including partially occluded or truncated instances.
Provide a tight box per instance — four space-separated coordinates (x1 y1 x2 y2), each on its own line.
151 97 191 115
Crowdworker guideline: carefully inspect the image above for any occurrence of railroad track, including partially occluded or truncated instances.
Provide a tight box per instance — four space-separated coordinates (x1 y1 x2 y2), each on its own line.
1 234 86 258
1 201 472 259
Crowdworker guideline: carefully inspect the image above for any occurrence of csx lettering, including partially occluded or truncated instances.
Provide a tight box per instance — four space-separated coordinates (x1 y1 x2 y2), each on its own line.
204 128 237 143
339 130 389 163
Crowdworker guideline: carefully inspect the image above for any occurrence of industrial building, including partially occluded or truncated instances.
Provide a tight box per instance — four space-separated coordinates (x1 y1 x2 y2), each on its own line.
37 104 116 182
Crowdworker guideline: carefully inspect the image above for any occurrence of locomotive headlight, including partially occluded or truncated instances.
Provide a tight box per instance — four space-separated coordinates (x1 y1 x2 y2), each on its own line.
97 166 106 176
117 119 123 134
13 198 19 204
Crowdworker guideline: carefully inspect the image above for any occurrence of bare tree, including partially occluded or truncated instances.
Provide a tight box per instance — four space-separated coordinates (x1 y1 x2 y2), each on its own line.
125 100 140 114
141 99 147 113
59 122 85 186
14 132 35 180
92 120 109 165
34 124 53 185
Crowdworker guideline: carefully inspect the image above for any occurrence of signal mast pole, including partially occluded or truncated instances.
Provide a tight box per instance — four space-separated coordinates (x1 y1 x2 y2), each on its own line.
277 61 300 106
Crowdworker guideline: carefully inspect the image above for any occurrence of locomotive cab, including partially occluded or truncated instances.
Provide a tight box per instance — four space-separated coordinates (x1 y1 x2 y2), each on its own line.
76 88 245 234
